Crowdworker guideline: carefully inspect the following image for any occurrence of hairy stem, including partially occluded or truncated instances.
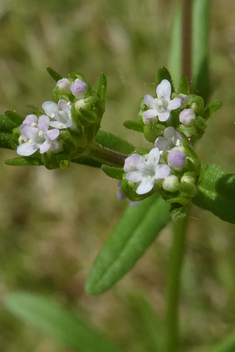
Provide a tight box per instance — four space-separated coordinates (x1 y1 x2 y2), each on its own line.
90 142 127 167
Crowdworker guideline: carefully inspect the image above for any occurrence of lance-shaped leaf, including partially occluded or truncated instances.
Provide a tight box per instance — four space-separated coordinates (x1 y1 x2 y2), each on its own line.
72 156 102 168
204 101 222 120
179 75 190 95
97 73 107 101
156 67 175 92
5 157 42 166
47 67 63 82
123 121 144 133
6 292 124 352
86 194 170 295
0 132 18 149
192 163 235 224
0 114 17 131
5 110 25 126
95 130 135 154
101 165 124 180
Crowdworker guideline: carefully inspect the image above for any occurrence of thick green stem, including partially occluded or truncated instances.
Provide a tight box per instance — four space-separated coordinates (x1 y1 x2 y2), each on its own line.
90 142 127 168
165 211 189 352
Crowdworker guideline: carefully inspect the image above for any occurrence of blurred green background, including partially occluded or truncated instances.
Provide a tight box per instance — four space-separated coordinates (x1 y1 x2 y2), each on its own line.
0 0 235 351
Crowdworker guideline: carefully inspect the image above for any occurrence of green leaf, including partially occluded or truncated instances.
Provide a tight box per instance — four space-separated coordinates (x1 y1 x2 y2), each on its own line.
101 165 124 180
123 121 144 133
86 194 170 295
168 1 182 88
204 101 222 119
179 76 190 95
26 105 44 115
156 67 175 91
0 114 17 131
95 130 135 154
192 163 235 224
97 73 107 101
72 156 102 168
192 0 211 104
6 292 124 352
47 67 63 82
5 110 25 126
5 157 42 166
0 132 18 149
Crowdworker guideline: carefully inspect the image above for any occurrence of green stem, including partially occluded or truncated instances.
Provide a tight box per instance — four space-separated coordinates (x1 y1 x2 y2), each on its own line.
90 142 128 168
165 210 189 352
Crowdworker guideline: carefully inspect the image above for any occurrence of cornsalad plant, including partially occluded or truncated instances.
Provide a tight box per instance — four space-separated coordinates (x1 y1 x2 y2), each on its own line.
3 1 235 352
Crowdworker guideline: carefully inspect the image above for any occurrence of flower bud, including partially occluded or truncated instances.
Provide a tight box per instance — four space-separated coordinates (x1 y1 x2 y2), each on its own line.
56 78 71 93
179 108 196 125
168 149 186 170
162 175 179 192
70 80 88 99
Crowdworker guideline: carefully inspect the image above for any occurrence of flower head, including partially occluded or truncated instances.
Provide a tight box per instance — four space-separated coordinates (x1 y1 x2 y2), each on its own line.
70 80 88 99
168 150 186 170
179 108 196 125
143 79 181 123
124 148 170 195
56 78 71 93
17 114 60 156
155 126 182 153
42 99 76 129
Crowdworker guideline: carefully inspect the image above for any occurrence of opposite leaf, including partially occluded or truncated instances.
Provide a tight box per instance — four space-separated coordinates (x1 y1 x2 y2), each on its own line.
86 194 170 295
193 163 235 224
6 292 124 352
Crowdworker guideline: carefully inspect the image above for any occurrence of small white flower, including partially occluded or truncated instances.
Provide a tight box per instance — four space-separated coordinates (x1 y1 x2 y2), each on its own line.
42 99 76 129
124 148 170 195
179 108 196 125
56 78 71 93
143 79 181 123
17 115 60 156
70 80 88 99
155 126 182 153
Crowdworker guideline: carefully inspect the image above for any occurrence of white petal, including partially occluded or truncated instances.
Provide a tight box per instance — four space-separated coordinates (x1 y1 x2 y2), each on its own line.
168 97 181 111
126 171 143 183
42 101 59 117
23 114 38 125
39 140 50 154
143 109 158 122
58 99 71 114
155 136 170 151
20 125 39 140
38 115 50 131
47 129 60 140
147 147 160 164
164 127 182 146
17 142 38 156
136 178 154 195
144 94 156 109
157 79 171 100
158 111 170 122
155 164 171 179
50 120 65 129
124 154 145 172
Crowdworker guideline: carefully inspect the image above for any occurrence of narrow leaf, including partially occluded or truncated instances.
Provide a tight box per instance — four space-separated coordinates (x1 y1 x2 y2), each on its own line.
5 110 25 126
0 132 18 149
5 157 42 166
123 121 144 133
26 105 44 115
193 163 235 224
72 156 102 168
101 165 124 180
47 67 63 82
95 131 135 154
97 73 107 101
0 114 17 131
6 292 124 352
156 67 175 91
86 194 170 295
192 0 211 103
179 75 190 95
168 1 182 88
204 101 222 119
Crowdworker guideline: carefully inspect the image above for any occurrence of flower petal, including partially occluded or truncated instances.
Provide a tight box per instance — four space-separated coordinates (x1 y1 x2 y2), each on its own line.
143 109 158 121
17 142 38 156
164 127 182 147
20 125 39 139
38 115 50 131
39 140 50 154
168 97 181 111
147 147 160 164
136 178 154 195
156 79 171 101
23 114 38 126
126 171 143 183
49 120 64 129
144 94 156 109
155 136 171 151
158 111 170 122
47 128 60 140
58 99 71 114
124 154 146 172
42 101 59 118
155 164 171 179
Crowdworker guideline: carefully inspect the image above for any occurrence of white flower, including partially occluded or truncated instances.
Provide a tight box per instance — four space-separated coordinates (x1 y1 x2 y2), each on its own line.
124 148 170 195
155 127 182 152
143 79 181 123
70 80 88 99
17 115 60 156
56 78 71 93
179 108 196 125
42 99 76 129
